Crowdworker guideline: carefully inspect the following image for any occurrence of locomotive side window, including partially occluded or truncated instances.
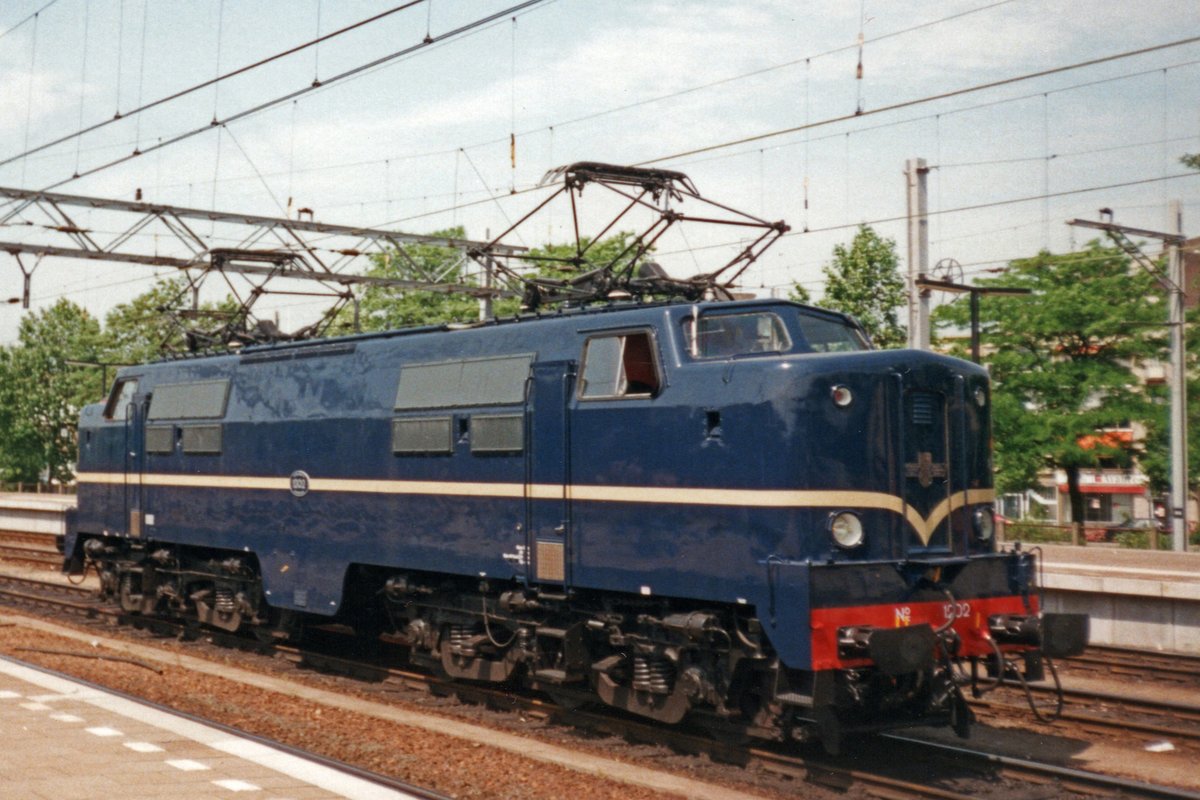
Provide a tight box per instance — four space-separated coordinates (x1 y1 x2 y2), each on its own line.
394 354 532 409
181 424 222 454
392 417 454 454
795 312 870 352
685 312 791 358
145 425 175 454
147 379 230 420
470 414 524 453
579 331 660 399
103 378 139 420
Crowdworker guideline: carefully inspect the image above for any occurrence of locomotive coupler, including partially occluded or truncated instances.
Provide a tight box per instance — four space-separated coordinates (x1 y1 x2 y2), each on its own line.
988 613 1089 658
837 624 936 675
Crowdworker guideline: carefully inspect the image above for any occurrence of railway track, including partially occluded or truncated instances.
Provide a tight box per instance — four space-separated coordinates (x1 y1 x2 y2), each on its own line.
1 568 1197 800
963 645 1200 754
0 530 62 569
1065 645 1200 687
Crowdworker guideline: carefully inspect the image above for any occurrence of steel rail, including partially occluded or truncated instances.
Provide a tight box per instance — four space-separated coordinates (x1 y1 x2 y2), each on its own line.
4 572 1199 799
885 734 1200 800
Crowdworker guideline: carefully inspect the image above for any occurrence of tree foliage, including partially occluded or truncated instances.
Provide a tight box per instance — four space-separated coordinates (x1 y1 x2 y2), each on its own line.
346 227 488 332
102 276 239 363
787 282 812 305
344 230 646 333
1136 304 1200 494
819 225 907 348
518 232 645 298
933 243 1165 522
0 301 104 484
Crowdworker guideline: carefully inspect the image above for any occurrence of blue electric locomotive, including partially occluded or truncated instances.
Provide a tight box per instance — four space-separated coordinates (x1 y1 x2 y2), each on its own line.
64 296 1086 750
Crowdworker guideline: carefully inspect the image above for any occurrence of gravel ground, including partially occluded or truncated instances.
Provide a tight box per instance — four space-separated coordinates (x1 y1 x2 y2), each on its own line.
0 614 813 800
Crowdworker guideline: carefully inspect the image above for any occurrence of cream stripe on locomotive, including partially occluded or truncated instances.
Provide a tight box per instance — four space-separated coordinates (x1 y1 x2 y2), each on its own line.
75 472 994 545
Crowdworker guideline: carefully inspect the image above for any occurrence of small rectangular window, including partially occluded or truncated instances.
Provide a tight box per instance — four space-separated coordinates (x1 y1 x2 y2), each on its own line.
394 354 532 410
580 331 660 399
103 378 139 420
392 417 454 454
471 414 524 453
148 379 230 420
145 425 175 454
181 424 222 454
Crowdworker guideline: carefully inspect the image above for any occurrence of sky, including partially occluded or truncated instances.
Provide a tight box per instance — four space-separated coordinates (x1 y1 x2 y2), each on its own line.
0 0 1197 344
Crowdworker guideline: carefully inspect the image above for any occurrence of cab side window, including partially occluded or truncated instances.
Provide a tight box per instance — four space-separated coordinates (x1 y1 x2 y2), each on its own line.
580 331 660 399
103 378 139 420
685 311 791 358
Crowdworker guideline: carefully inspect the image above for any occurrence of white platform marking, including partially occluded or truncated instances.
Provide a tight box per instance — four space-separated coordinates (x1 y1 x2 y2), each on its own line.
124 741 164 753
166 758 211 771
212 779 261 792
0 657 417 799
0 690 21 699
19 701 50 711
50 713 84 723
85 726 123 737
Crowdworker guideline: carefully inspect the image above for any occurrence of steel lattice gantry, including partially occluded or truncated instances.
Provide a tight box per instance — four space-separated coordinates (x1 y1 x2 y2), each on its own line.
0 185 524 347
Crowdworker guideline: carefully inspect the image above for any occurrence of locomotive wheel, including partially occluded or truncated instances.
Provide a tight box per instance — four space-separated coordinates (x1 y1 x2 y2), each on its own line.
118 572 142 614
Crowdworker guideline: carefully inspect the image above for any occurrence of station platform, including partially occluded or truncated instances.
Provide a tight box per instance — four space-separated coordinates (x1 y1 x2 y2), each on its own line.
1038 543 1200 653
0 656 418 799
0 492 73 537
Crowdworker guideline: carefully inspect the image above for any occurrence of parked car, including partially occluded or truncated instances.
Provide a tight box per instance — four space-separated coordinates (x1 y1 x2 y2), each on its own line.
1103 518 1168 540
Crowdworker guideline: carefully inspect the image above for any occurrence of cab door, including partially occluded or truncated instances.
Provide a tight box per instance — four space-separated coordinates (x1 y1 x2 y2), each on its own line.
525 360 575 590
123 391 148 539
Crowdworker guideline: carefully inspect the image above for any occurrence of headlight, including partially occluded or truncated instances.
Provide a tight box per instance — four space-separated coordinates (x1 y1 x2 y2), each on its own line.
829 511 864 549
973 506 995 541
973 386 987 407
831 385 853 408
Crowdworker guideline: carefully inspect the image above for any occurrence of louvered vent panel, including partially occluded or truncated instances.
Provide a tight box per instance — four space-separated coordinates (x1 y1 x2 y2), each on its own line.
911 392 936 426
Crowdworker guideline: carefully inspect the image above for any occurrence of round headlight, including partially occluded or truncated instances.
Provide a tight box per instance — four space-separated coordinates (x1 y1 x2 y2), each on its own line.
831 385 853 408
830 512 864 549
973 386 987 407
973 506 996 541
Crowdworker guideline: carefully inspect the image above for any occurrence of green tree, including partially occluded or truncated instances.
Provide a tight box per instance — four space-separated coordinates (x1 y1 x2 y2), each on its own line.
934 243 1165 524
0 300 104 484
344 230 648 332
820 225 907 348
102 276 242 364
1136 304 1200 497
518 232 645 300
344 227 489 332
787 282 812 305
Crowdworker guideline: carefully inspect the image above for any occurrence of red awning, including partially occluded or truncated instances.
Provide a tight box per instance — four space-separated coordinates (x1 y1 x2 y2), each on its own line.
1057 483 1145 495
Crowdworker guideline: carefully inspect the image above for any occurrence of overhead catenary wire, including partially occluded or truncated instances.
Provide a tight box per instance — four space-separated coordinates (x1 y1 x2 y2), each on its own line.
19 10 39 187
133 58 1199 203
133 0 149 151
0 0 61 42
11 7 1200 319
0 0 429 169
20 0 552 194
72 2 89 176
635 35 1200 167
3 0 1094 191
124 0 1016 198
359 48 1200 231
652 172 1200 260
